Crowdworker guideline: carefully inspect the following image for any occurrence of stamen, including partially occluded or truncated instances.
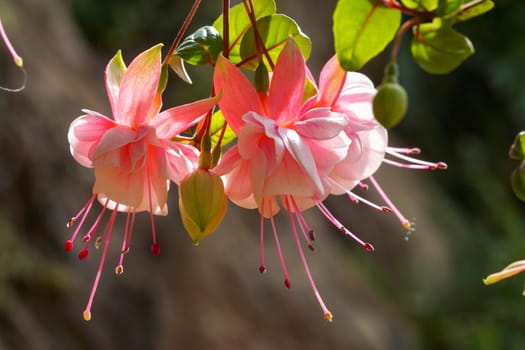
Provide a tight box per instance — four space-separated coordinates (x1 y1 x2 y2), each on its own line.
289 197 314 251
387 146 421 155
0 18 23 67
358 182 369 190
83 205 118 321
386 149 447 170
259 200 266 274
285 196 333 321
347 191 391 212
269 199 290 288
368 176 411 229
122 209 136 254
65 194 97 251
117 209 133 273
316 202 374 252
147 166 160 256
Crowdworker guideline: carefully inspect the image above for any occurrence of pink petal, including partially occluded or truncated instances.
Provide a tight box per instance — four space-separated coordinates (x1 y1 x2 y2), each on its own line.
294 108 348 140
333 72 376 124
213 54 265 134
151 94 220 139
104 50 126 117
93 166 146 209
68 112 116 167
329 126 388 192
116 44 163 126
269 39 305 125
317 55 346 107
92 125 144 163
278 127 324 194
164 142 199 185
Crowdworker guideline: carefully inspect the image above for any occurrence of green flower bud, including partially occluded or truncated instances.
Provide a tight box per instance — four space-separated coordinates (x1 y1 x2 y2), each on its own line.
254 63 270 93
373 81 408 129
511 161 525 202
178 168 227 245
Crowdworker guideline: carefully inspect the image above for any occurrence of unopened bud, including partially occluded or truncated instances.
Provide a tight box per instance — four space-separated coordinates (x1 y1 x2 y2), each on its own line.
178 168 227 245
373 81 408 129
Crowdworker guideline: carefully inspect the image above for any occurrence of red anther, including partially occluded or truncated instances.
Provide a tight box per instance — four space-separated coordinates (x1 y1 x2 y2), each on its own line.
95 236 103 249
67 218 75 228
78 249 89 260
121 247 130 254
409 148 421 154
64 240 73 252
308 230 315 241
259 265 267 274
364 243 374 252
150 243 160 256
284 278 291 289
115 265 124 275
437 162 448 170
308 244 315 252
381 206 392 213
81 234 91 243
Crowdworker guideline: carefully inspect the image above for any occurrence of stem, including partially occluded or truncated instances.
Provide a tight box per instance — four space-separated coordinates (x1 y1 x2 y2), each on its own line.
381 0 435 18
390 17 423 63
163 0 202 65
243 0 275 69
223 0 230 59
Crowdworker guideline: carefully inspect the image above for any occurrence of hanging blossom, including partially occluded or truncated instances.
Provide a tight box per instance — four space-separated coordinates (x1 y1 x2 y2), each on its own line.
66 44 219 321
213 39 446 321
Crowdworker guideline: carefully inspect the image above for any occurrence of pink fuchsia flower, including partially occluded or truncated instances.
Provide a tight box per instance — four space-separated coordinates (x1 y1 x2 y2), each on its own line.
66 44 219 320
214 39 378 321
484 260 525 294
308 55 447 230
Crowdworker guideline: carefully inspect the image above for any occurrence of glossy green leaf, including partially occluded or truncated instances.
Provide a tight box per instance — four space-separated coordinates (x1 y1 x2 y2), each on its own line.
210 110 237 148
213 0 276 63
239 14 311 70
401 0 438 11
333 0 401 71
511 162 525 202
437 0 462 17
174 26 223 66
410 19 474 74
454 0 494 22
509 131 525 160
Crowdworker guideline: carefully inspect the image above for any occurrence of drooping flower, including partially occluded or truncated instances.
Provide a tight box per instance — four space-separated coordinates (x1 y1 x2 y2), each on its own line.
214 38 447 321
66 44 219 320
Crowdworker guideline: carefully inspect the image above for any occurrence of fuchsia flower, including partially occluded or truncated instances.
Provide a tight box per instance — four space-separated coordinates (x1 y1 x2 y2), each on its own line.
66 44 218 320
214 39 446 321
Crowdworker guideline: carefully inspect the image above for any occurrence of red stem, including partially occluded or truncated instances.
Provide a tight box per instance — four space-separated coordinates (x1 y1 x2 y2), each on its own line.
163 0 202 65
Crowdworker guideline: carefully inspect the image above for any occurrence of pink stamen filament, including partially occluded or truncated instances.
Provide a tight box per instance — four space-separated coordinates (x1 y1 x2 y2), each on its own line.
289 197 314 251
259 200 266 273
83 204 119 321
66 194 97 250
383 158 442 170
329 178 391 212
269 199 290 288
146 165 160 256
316 201 374 252
116 209 133 274
81 198 109 246
386 146 421 155
368 176 411 229
122 209 136 253
358 182 369 190
386 149 447 170
284 196 332 321
0 18 23 67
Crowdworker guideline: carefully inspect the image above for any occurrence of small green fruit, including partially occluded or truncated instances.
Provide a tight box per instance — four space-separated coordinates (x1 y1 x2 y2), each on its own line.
373 82 408 129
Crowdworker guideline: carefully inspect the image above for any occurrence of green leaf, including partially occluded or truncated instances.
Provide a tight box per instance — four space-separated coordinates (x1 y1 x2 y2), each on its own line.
174 26 223 66
437 0 462 17
511 162 525 202
410 18 474 74
509 131 525 160
401 0 438 11
239 14 311 70
333 0 401 71
213 0 276 63
454 0 494 22
210 110 237 148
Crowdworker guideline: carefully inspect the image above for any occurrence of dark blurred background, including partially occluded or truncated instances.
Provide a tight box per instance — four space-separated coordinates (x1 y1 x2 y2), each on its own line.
0 0 524 349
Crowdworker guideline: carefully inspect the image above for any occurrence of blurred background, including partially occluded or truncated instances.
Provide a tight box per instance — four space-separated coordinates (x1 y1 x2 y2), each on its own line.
0 0 524 349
